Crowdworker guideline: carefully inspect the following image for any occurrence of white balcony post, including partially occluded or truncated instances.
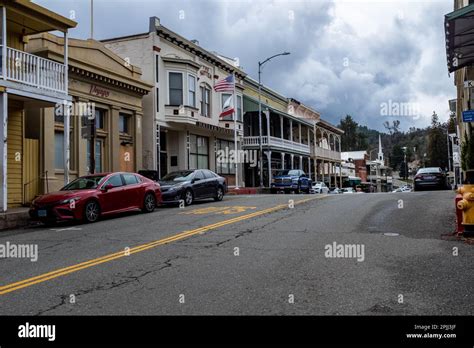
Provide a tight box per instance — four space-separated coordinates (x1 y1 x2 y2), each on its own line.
299 123 302 144
64 31 69 93
266 150 272 187
281 152 285 169
1 6 6 80
280 115 283 139
290 154 294 170
0 92 7 212
290 120 293 142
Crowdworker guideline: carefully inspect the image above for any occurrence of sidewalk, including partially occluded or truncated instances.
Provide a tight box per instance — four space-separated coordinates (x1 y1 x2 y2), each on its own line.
0 207 30 231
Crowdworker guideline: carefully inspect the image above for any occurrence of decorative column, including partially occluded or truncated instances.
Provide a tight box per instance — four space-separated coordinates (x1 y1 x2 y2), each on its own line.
280 115 283 139
281 152 285 169
0 91 7 212
290 120 293 142
290 154 294 169
299 123 302 144
299 155 303 170
266 150 272 187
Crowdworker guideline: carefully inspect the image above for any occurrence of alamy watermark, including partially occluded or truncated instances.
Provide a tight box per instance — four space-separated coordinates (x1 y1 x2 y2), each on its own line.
380 99 420 120
216 147 257 167
0 242 38 262
324 241 365 262
55 100 95 119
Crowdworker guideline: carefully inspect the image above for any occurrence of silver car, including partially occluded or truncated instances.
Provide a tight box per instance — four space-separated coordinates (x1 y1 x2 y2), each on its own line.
311 182 329 194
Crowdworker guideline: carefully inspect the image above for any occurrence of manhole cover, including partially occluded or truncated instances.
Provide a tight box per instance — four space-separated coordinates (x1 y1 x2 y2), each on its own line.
383 232 400 237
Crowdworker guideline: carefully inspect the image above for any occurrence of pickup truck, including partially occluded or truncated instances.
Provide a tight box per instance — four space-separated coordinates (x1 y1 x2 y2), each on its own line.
270 169 312 194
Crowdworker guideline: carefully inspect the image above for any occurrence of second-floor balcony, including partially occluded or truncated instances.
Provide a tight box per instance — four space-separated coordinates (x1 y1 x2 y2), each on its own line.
0 45 67 94
243 135 311 154
312 147 341 161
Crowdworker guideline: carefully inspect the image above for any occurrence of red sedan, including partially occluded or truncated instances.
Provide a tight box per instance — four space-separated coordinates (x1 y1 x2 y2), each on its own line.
29 172 162 224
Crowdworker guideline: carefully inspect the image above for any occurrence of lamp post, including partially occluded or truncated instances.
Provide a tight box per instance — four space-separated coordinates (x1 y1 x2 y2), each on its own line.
258 52 290 188
402 146 408 181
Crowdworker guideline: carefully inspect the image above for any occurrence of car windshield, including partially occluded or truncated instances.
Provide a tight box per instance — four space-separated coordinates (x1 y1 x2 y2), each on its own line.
162 171 194 182
417 167 442 174
276 170 300 176
61 175 106 190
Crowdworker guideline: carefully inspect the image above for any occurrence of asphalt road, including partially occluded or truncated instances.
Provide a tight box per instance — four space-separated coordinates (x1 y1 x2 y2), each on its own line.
0 191 472 315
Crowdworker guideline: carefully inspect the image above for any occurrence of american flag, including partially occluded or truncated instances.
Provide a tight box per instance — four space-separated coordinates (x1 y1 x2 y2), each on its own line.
214 74 235 92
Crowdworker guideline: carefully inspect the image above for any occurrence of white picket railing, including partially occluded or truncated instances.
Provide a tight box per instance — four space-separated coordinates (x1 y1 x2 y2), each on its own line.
0 45 66 93
243 135 311 154
314 147 341 161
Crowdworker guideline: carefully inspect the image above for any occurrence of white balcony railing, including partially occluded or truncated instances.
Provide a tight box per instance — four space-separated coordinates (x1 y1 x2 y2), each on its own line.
243 135 311 154
314 147 341 161
0 45 67 93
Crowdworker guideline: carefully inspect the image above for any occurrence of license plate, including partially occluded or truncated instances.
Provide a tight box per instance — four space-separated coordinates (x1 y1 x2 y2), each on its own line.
37 210 47 217
425 176 435 180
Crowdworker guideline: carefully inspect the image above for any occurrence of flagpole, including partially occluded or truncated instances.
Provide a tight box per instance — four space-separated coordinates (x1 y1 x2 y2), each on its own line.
233 71 239 189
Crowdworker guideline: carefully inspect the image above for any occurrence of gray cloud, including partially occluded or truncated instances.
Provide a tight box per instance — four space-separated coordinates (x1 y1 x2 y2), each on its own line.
33 0 455 131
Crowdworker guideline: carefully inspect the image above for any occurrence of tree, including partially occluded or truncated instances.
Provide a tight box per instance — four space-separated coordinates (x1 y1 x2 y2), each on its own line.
338 115 358 151
426 111 448 169
338 115 368 151
390 144 404 169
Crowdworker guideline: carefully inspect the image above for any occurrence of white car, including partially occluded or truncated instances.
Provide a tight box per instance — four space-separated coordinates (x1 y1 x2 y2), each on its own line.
342 188 355 194
311 182 329 194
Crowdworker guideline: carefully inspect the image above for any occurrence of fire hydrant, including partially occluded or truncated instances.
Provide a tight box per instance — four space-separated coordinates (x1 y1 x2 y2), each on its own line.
457 184 474 236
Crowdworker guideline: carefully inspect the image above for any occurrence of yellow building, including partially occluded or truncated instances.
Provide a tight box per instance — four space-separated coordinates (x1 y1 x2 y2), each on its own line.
27 33 152 194
0 0 76 211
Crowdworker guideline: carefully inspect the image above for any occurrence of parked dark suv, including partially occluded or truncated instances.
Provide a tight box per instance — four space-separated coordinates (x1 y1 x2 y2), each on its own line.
270 169 312 194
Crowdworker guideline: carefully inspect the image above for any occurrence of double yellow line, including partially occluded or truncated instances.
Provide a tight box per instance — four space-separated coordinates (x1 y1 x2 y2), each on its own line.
0 197 317 296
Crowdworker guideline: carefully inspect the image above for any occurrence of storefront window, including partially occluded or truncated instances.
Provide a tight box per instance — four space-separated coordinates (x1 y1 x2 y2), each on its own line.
189 134 209 169
169 72 183 106
216 139 235 175
54 132 64 169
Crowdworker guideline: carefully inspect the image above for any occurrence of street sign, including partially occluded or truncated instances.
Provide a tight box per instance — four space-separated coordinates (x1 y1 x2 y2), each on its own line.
462 110 474 122
464 80 474 88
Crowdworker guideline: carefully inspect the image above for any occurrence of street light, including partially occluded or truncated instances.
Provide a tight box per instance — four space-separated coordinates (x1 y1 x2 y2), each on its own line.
258 52 290 188
402 146 408 181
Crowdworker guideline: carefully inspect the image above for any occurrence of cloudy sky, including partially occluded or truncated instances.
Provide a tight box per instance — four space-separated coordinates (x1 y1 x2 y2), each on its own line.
34 0 455 131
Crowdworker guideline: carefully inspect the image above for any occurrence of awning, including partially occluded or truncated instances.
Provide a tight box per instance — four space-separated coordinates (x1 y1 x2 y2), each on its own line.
445 4 474 73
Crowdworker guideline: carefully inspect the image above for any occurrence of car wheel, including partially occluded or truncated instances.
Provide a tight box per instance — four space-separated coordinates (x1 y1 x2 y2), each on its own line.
183 189 194 206
84 200 100 223
214 186 224 201
142 192 156 213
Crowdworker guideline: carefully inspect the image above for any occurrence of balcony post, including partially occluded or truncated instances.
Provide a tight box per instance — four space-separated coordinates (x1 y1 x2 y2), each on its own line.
308 157 311 180
266 150 272 187
339 163 343 188
299 123 302 144
322 159 325 184
64 30 69 92
299 155 302 170
281 152 285 169
1 6 6 80
280 115 283 139
290 154 294 169
0 92 7 212
290 120 293 142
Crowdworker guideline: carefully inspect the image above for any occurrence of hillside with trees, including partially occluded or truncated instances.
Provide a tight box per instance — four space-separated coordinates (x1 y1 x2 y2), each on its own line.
337 113 452 173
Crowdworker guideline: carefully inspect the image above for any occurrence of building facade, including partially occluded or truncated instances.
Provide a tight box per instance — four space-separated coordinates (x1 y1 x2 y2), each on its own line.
26 34 152 195
103 17 246 186
242 78 315 187
0 0 76 211
445 0 474 183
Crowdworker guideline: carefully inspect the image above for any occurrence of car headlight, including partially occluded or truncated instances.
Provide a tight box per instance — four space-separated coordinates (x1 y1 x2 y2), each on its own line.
59 197 81 205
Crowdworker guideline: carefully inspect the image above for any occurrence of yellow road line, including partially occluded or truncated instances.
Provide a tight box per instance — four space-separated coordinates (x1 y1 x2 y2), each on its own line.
0 197 318 296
